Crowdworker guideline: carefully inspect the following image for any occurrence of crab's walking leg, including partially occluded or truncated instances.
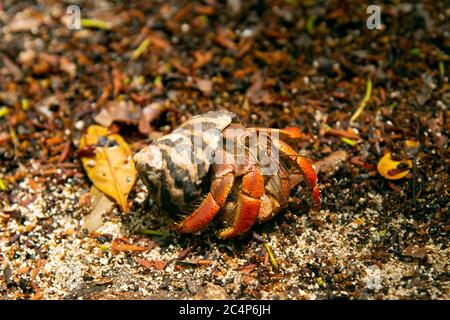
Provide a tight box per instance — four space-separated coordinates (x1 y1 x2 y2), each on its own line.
218 166 265 239
274 140 320 209
175 165 234 234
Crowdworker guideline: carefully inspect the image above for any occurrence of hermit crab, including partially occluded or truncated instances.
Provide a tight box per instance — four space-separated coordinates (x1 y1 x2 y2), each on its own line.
134 110 320 239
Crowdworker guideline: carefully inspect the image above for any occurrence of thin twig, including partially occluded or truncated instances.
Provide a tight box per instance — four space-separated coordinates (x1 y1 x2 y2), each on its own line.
412 156 417 208
141 229 173 238
350 78 372 122
263 243 278 269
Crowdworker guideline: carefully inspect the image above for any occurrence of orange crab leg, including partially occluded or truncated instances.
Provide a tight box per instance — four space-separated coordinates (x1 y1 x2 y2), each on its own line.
176 171 234 234
218 166 265 239
275 140 320 209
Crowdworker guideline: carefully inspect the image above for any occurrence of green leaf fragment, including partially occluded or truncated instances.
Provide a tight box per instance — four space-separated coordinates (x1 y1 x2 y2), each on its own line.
389 102 397 109
340 137 357 146
123 77 131 86
409 48 420 56
153 75 163 87
263 243 278 269
0 107 9 118
439 61 445 76
316 277 325 286
0 177 6 191
141 229 173 238
21 99 30 111
132 38 151 60
99 244 111 252
306 16 317 34
81 18 112 30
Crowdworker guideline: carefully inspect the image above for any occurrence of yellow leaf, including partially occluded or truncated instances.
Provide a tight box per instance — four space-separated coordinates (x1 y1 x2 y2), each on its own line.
79 125 137 212
377 152 412 180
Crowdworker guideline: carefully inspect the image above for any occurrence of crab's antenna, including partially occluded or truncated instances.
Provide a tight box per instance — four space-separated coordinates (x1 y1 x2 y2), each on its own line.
279 153 321 162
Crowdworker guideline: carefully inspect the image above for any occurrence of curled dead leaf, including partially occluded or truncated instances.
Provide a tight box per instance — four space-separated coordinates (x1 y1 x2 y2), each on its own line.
377 152 412 180
325 128 360 140
136 258 167 270
403 245 430 260
9 10 43 32
112 240 148 253
193 51 213 69
79 125 137 212
196 79 213 94
94 100 141 127
138 102 164 134
82 186 114 233
240 263 257 274
313 150 349 174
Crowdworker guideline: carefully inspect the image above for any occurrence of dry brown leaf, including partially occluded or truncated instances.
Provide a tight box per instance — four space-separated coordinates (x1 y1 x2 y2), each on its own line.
240 263 257 273
214 28 237 50
246 71 264 103
169 58 190 75
138 102 164 134
136 258 167 270
59 56 76 78
147 32 171 51
314 150 349 174
9 10 43 32
254 50 288 65
82 185 114 232
403 245 430 260
94 100 141 127
325 128 360 140
79 125 137 212
195 260 211 266
196 79 213 94
111 240 147 253
193 51 213 69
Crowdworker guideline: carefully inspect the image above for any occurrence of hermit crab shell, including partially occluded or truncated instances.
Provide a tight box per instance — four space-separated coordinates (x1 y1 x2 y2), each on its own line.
134 109 237 213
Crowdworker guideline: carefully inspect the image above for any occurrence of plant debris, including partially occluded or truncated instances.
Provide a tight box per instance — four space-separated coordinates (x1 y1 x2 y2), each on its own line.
82 186 114 233
377 152 413 180
78 125 137 212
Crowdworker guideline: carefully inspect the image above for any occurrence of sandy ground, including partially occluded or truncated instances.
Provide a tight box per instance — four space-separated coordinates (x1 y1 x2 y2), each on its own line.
1 139 448 300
